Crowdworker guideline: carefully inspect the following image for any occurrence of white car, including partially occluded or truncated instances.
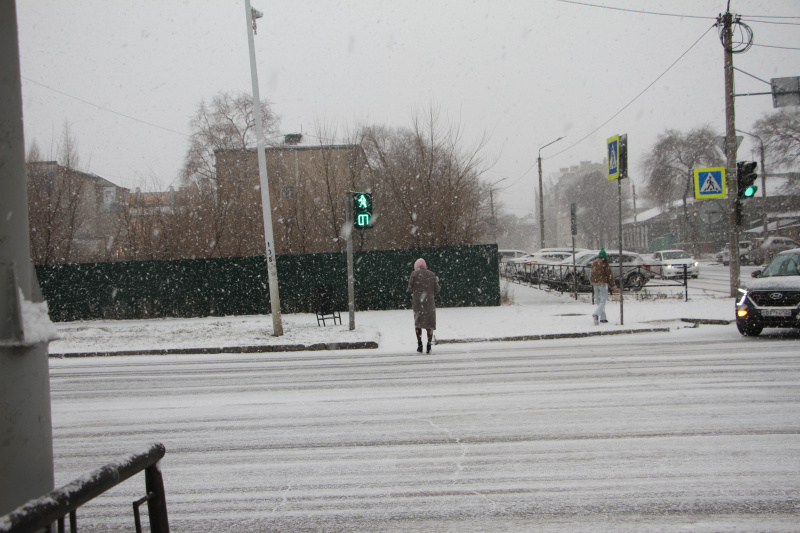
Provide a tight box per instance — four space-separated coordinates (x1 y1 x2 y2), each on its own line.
505 251 574 282
498 249 529 264
649 250 699 279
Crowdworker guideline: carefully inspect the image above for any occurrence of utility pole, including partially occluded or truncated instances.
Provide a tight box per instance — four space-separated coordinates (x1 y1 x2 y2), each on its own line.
1 0 56 513
720 9 740 297
245 0 283 335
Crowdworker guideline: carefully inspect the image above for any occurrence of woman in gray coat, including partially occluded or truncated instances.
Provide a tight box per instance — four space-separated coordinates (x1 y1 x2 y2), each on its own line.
408 258 440 353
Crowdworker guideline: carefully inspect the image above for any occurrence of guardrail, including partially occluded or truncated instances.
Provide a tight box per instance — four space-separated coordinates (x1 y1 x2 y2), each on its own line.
0 443 169 533
502 262 693 301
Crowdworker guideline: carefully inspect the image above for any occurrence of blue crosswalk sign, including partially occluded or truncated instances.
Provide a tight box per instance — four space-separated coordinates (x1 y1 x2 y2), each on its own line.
693 167 726 199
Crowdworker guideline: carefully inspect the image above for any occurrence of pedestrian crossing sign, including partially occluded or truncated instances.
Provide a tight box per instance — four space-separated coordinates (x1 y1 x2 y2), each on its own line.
693 167 726 199
607 135 619 181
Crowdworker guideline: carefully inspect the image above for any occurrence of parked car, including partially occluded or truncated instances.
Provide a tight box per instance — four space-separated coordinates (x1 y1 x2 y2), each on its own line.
546 250 652 292
716 240 752 266
536 247 585 255
504 251 574 282
742 236 800 266
498 249 529 264
735 248 800 336
648 250 699 278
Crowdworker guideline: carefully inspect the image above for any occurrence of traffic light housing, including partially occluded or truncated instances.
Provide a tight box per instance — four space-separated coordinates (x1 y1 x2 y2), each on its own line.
737 161 758 199
352 192 373 229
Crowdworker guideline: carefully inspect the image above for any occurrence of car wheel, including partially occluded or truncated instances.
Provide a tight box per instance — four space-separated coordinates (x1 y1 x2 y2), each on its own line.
736 321 763 336
626 273 647 291
739 255 750 266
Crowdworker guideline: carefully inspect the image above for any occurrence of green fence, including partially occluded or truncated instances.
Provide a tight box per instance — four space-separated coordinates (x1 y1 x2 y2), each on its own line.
36 244 500 322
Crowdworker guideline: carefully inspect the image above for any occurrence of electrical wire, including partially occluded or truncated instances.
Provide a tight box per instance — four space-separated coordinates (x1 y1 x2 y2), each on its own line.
741 18 800 26
751 43 800 51
22 76 190 138
545 24 716 162
556 0 716 20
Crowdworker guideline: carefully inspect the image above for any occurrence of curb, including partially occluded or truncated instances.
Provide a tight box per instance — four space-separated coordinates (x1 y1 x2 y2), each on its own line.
680 318 733 325
49 320 726 358
437 327 671 345
49 341 379 359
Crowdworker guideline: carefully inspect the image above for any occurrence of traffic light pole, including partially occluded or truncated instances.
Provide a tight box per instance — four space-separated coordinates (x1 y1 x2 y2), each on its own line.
345 192 355 330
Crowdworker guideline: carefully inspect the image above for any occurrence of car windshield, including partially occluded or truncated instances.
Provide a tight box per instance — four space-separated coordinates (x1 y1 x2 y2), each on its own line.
759 253 800 277
663 251 690 260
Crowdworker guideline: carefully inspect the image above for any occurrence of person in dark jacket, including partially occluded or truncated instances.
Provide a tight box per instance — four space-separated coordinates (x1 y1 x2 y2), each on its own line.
408 258 440 353
590 248 617 325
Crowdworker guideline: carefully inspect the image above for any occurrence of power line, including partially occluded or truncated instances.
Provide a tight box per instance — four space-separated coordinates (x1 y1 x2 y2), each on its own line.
741 15 800 20
742 18 800 26
546 24 716 161
22 76 190 138
752 43 800 51
556 0 716 20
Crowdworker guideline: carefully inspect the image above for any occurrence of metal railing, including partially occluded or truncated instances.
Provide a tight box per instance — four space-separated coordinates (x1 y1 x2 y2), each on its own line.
0 443 169 533
502 262 693 301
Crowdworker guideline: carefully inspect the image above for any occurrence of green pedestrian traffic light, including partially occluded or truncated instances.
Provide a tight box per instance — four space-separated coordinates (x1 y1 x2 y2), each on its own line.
352 192 373 229
737 161 758 199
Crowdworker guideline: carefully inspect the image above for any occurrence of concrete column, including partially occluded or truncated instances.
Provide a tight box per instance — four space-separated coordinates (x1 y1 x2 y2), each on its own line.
0 0 56 515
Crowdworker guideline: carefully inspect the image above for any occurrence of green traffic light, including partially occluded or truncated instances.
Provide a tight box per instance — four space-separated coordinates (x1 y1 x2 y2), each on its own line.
352 192 373 229
744 185 758 197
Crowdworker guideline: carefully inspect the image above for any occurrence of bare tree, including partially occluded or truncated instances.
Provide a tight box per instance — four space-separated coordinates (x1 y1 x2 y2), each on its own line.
180 91 280 257
26 125 89 264
642 126 722 243
563 170 627 249
361 107 491 250
753 107 800 171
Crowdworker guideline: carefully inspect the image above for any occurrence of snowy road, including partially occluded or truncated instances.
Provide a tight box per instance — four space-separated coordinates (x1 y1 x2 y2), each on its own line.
49 329 800 532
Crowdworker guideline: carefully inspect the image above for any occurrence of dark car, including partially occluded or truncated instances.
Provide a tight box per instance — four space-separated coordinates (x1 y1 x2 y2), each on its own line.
743 236 800 266
716 240 752 266
735 248 800 336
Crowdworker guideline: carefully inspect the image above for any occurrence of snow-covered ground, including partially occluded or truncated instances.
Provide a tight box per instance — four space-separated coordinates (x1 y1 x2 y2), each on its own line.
38 274 800 532
49 276 733 356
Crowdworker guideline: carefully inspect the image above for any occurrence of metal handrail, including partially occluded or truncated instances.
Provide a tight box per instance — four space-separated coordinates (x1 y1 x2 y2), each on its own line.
0 443 169 533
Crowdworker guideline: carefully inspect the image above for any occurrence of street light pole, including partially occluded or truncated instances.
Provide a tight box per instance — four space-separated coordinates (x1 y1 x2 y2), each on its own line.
245 0 283 336
537 136 564 249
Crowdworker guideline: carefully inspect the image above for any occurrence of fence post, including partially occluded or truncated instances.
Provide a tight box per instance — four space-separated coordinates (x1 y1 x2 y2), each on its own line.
144 462 170 533
684 265 688 302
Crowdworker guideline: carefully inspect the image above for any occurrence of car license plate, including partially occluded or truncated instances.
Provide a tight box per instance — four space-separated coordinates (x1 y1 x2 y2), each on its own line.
762 309 791 317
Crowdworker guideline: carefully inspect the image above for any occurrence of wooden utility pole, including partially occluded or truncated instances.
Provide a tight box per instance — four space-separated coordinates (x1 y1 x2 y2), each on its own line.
721 10 741 297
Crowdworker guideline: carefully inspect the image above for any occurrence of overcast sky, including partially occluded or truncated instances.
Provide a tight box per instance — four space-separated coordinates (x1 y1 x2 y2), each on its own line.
16 0 800 217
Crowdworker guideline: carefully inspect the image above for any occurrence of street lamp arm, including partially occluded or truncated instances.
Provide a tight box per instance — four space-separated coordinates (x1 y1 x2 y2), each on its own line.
538 136 565 157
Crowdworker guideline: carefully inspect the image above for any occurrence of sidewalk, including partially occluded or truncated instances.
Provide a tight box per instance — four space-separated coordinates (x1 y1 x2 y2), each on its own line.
48 281 735 357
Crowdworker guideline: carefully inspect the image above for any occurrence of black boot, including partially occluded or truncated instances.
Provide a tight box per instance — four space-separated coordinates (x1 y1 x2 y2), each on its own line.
426 342 431 354
417 340 423 353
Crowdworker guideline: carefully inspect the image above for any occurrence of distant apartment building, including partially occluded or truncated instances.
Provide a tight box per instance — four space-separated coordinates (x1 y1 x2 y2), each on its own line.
214 135 371 256
26 161 129 264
